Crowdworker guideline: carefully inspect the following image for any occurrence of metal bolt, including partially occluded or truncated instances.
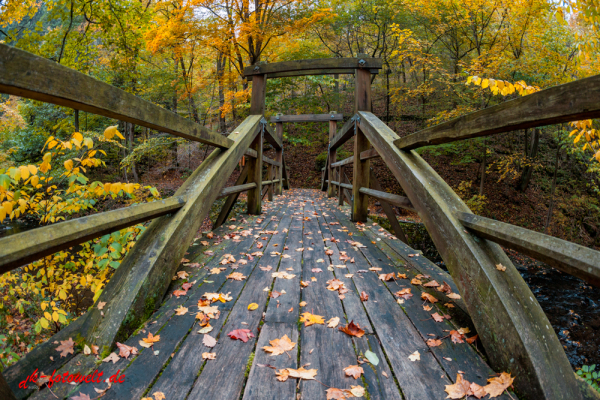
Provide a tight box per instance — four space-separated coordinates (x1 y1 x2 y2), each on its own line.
358 59 366 67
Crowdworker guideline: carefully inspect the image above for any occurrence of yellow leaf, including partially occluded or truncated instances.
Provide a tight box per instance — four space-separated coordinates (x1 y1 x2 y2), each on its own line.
2 201 13 215
44 311 52 320
64 160 73 171
30 175 39 187
83 137 94 148
481 79 489 89
40 317 49 329
248 303 258 311
52 311 59 322
59 290 67 300
73 132 83 142
19 166 30 180
104 125 118 139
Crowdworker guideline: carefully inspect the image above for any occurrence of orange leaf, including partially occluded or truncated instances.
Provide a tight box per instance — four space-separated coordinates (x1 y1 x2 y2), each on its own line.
343 365 364 379
339 320 365 338
300 312 325 326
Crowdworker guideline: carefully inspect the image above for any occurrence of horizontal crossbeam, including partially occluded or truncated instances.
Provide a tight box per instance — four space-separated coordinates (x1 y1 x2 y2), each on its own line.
246 68 381 81
458 212 600 287
327 180 353 190
270 113 343 123
0 196 186 274
359 188 416 212
217 183 257 199
263 122 282 149
395 72 600 150
244 58 383 78
0 45 232 149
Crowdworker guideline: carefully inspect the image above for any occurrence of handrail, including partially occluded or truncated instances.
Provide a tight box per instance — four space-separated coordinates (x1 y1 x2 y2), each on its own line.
217 183 257 199
0 196 186 274
331 156 353 168
0 45 232 149
262 122 282 149
327 180 352 190
330 117 355 150
458 212 600 287
244 57 383 78
395 73 600 150
270 113 343 122
359 188 416 212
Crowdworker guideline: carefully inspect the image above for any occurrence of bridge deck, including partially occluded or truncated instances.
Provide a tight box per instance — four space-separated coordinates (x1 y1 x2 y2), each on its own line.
53 189 511 400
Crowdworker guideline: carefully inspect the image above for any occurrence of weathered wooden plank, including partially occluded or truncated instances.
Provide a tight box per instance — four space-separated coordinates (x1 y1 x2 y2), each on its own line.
0 372 16 400
331 155 354 168
353 336 403 400
217 182 257 199
185 214 293 400
330 117 355 151
359 188 416 212
244 58 383 77
0 196 185 274
275 123 283 195
394 73 600 150
358 111 581 399
0 45 232 149
246 68 379 81
124 210 284 400
338 167 344 206
250 74 267 115
263 122 283 149
328 180 353 190
79 116 261 354
328 119 338 198
270 113 343 123
213 165 249 230
247 129 264 215
282 157 290 190
352 131 370 222
360 147 379 161
368 170 409 244
459 213 600 287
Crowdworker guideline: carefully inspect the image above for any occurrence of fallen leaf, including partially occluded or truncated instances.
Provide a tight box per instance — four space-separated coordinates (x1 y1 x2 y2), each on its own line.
71 392 92 400
300 312 325 326
411 278 422 285
466 334 479 344
301 280 310 287
423 305 432 311
484 372 514 398
177 271 189 279
97 302 106 310
351 385 365 397
445 374 472 399
83 344 91 355
202 352 216 360
55 338 75 358
312 268 323 273
260 266 272 271
379 273 396 282
432 312 445 322
262 334 296 356
364 350 379 365
227 272 247 281
427 339 442 347
275 369 290 382
395 288 413 300
326 388 352 399
102 352 120 364
203 334 217 348
449 330 465 343
397 273 407 279
423 280 439 287
228 329 255 342
116 342 138 359
248 303 259 311
345 274 354 278
344 365 364 379
299 301 307 307
421 292 439 303
470 382 487 399
287 367 318 380
153 392 165 400
175 306 188 316
206 232 214 239
360 291 369 301
496 263 507 272
272 271 296 279
339 321 365 337
408 351 420 361
327 317 340 328
139 333 160 348
198 325 213 334
447 293 461 300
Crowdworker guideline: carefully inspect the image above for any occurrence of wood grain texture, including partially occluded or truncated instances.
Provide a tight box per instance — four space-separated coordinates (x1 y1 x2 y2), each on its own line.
244 58 383 77
0 196 185 274
368 170 409 244
394 72 600 150
330 117 355 151
459 213 600 286
217 182 256 199
359 188 416 212
270 113 343 123
331 155 353 168
247 130 264 215
358 111 582 399
352 125 370 222
0 45 232 149
328 119 338 198
263 122 283 149
246 68 379 80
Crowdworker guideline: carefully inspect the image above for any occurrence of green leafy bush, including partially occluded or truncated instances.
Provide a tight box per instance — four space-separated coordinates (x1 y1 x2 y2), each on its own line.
577 365 600 392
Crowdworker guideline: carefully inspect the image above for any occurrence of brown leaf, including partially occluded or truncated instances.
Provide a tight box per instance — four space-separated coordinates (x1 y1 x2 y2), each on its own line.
470 382 487 399
395 288 413 300
312 268 323 273
275 369 290 382
339 320 365 338
427 339 442 347
496 263 507 271
421 292 439 303
408 351 420 361
360 291 369 301
202 352 216 360
466 334 479 344
444 374 472 399
431 312 444 322
343 365 364 379
300 312 325 326
447 293 461 300
327 317 340 328
410 278 422 285
227 272 247 281
449 330 465 344
116 342 138 359
55 338 75 358
102 352 120 363
262 334 296 356
484 372 514 398
139 332 160 348
423 305 432 311
97 302 106 310
287 367 318 380
203 334 217 348
175 306 188 316
379 273 396 281
71 392 92 400
260 266 272 271
423 280 439 287
325 388 353 400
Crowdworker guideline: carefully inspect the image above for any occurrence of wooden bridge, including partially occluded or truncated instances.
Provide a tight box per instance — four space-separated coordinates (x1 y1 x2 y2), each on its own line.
0 45 599 400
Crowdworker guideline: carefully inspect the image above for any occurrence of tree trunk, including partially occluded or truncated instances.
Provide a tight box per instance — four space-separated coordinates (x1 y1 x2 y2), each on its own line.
545 143 561 233
172 57 178 113
479 139 486 196
128 122 139 183
217 52 227 133
74 109 79 132
519 128 540 192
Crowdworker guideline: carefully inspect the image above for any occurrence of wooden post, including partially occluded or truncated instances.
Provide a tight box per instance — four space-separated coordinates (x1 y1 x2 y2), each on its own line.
338 166 344 206
267 163 273 201
369 169 409 244
327 116 337 198
352 67 372 222
250 74 267 115
247 129 263 214
275 122 283 195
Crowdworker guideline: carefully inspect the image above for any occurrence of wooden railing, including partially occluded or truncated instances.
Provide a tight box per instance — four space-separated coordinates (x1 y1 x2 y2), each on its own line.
321 63 600 399
0 44 289 399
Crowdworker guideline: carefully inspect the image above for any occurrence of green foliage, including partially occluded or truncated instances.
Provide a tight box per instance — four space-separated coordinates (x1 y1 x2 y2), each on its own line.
455 181 487 214
577 365 600 392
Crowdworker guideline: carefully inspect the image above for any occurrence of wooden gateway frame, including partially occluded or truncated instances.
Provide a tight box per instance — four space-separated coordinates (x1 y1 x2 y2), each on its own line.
0 46 599 399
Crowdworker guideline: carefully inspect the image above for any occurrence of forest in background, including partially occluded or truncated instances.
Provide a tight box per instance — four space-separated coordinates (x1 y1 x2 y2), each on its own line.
1 0 600 377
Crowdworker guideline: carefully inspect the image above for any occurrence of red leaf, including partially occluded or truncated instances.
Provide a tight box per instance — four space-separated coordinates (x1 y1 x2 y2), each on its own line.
228 329 255 343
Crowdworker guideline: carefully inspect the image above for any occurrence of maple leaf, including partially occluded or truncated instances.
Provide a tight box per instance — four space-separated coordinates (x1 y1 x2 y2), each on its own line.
496 263 507 271
300 312 325 326
421 292 439 303
432 312 445 322
325 249 334 255
299 301 307 307
343 365 364 379
202 352 216 360
466 334 479 344
153 392 166 400
326 278 345 291
326 388 353 399
175 306 188 316
379 273 396 281
272 271 296 279
116 342 138 359
427 339 442 347
423 305 432 311
103 352 120 363
360 291 369 301
470 382 487 398
397 273 407 279
97 302 106 310
262 334 296 356
484 372 514 398
350 386 365 397
411 278 422 285
139 333 160 348
449 330 465 344
445 374 472 399
395 288 413 300
408 351 420 361
339 321 365 338
71 392 92 400
276 369 290 382
423 280 439 287
327 317 340 328
210 268 222 274
56 338 75 358
203 334 217 348
173 289 187 298
287 367 318 380
177 271 189 279
228 329 255 342
227 272 247 281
